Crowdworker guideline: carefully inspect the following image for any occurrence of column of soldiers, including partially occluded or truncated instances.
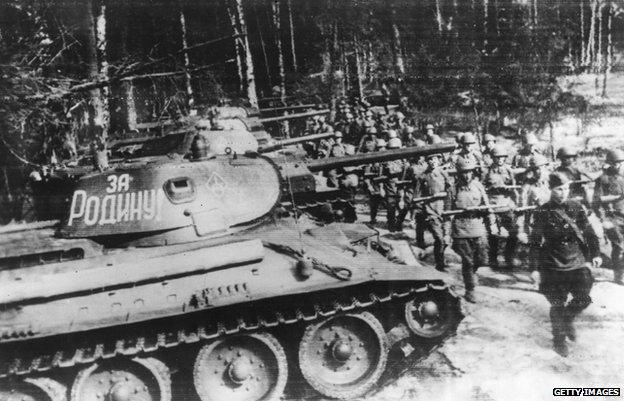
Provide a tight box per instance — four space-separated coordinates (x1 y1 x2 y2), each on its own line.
293 99 624 358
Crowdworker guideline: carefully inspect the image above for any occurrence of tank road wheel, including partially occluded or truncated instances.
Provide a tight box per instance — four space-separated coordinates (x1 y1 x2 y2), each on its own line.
298 312 388 399
404 291 460 339
0 378 66 401
70 357 171 401
193 333 287 401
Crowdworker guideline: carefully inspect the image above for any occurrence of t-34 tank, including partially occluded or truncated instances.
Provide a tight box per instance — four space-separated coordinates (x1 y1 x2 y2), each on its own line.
0 142 462 401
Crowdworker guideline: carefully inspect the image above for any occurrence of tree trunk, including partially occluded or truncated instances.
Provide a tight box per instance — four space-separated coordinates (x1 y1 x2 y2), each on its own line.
179 7 195 109
235 0 258 108
272 0 286 102
388 0 405 76
435 0 444 33
586 0 597 66
532 0 538 26
602 1 612 97
366 41 373 83
354 40 364 101
595 1 603 93
226 4 245 94
120 21 137 130
254 7 272 84
483 0 488 50
580 0 586 66
84 0 109 141
286 0 297 72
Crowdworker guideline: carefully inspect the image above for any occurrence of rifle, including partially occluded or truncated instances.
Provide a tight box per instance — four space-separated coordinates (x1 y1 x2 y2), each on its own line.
487 185 521 191
594 194 624 204
442 204 536 217
410 192 448 207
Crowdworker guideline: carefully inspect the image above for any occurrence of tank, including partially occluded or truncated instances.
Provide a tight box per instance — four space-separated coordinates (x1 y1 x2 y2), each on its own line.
0 142 463 401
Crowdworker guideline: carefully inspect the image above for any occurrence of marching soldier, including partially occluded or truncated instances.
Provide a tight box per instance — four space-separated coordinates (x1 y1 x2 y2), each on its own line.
452 132 484 180
383 139 406 232
593 148 624 285
529 172 602 357
511 133 541 172
450 159 494 303
424 123 442 145
518 154 551 242
484 145 519 270
481 133 496 168
554 146 592 203
409 153 454 270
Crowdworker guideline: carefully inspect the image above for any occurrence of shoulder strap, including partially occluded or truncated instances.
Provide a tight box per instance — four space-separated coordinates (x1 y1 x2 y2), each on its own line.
553 207 585 244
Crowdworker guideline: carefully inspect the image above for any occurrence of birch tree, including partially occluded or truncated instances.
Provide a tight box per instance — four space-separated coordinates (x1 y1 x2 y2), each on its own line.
286 0 297 72
235 0 258 108
179 6 195 109
272 0 286 102
226 4 245 93
84 0 109 140
388 0 405 76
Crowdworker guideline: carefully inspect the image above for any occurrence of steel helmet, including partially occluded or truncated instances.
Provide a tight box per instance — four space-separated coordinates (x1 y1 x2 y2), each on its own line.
606 149 624 165
524 133 538 145
388 137 403 149
334 131 343 138
456 158 477 172
413 139 427 147
483 134 495 143
556 146 578 159
529 154 548 168
460 132 477 144
425 123 435 130
376 138 387 148
395 111 405 120
366 126 378 135
491 145 508 158
387 129 398 139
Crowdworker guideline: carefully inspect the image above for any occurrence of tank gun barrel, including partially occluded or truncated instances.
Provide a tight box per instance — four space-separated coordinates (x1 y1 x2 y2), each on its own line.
260 104 321 113
259 109 330 123
258 132 335 153
307 142 457 172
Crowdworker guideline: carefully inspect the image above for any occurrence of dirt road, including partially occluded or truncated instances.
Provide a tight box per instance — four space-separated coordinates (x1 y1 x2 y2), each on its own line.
367 260 624 401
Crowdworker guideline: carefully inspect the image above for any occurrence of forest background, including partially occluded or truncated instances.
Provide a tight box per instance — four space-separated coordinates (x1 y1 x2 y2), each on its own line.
1 0 623 222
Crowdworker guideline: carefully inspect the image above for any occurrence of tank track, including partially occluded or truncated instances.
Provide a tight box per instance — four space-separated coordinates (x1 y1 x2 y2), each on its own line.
0 282 461 400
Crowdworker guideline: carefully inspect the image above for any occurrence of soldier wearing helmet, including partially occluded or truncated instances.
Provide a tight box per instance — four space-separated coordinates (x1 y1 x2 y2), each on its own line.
518 154 551 243
481 133 497 168
450 158 495 303
484 145 519 270
593 148 624 285
529 172 601 357
381 157 407 232
358 128 379 153
511 133 542 176
403 153 454 270
424 123 442 145
554 145 592 202
452 132 485 180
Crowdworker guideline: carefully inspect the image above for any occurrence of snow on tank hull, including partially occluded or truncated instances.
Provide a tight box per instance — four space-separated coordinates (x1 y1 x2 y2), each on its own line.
0 221 462 401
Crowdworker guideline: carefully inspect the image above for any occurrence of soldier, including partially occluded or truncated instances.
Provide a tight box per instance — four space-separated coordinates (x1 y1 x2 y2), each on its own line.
484 145 518 270
529 172 602 357
511 133 541 172
383 139 406 232
592 148 624 285
409 153 453 270
358 127 379 153
363 139 387 224
451 159 494 303
481 133 496 168
554 146 592 203
424 123 442 145
452 132 484 180
387 130 403 150
518 154 551 242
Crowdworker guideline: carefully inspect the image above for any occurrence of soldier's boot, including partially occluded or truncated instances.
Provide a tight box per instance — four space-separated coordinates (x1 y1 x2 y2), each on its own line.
434 242 447 272
551 306 569 357
488 235 500 270
504 232 518 270
553 336 569 357
563 314 577 342
464 290 477 303
415 214 426 248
